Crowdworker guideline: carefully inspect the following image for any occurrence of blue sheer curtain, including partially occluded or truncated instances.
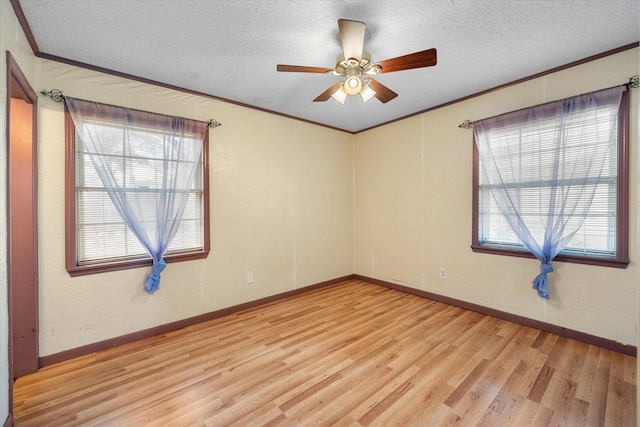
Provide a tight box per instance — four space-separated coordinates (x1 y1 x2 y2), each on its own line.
66 97 208 293
473 86 623 299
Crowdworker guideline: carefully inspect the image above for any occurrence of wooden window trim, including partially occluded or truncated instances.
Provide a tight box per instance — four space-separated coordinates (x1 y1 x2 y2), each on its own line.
471 90 630 269
64 107 210 277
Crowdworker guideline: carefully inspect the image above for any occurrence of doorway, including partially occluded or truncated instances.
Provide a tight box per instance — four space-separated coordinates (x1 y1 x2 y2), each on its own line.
6 51 38 385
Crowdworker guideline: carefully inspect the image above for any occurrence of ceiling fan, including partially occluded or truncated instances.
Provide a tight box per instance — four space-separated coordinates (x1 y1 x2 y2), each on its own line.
277 19 437 104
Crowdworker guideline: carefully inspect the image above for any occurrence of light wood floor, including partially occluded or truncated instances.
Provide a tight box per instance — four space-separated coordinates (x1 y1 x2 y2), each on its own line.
14 280 636 426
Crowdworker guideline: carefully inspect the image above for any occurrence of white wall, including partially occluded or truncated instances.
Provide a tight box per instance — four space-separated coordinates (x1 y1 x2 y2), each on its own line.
37 62 355 356
0 0 38 421
355 48 640 347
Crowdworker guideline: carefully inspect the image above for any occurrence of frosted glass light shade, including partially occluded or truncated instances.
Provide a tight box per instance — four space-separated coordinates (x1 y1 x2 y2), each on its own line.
344 76 362 95
359 83 376 103
331 86 348 104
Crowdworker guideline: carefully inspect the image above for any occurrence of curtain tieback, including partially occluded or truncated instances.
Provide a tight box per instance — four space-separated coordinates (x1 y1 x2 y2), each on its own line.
532 261 553 300
144 258 167 294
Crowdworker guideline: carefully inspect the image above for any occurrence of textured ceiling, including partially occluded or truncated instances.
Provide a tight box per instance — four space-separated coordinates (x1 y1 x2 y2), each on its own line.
16 0 640 133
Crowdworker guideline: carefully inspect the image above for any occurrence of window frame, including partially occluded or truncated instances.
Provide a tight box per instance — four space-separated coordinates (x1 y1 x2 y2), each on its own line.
65 106 210 276
471 89 629 268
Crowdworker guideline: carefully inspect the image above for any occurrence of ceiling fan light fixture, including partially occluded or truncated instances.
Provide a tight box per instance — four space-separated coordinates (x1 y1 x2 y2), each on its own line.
277 19 437 106
344 75 362 95
359 82 376 103
331 85 348 104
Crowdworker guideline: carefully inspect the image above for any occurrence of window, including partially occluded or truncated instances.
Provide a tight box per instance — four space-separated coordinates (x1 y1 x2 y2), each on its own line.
472 89 629 268
65 106 210 276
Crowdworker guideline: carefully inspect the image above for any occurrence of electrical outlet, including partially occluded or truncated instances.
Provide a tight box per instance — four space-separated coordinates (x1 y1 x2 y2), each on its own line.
247 272 254 284
439 267 447 279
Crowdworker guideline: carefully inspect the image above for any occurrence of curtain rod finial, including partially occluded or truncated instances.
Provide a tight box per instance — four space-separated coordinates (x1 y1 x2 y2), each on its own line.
40 89 64 103
625 75 639 90
207 119 222 129
458 119 473 129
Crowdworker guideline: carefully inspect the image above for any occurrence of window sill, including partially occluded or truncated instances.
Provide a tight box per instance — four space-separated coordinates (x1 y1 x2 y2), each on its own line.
471 244 629 269
66 250 209 277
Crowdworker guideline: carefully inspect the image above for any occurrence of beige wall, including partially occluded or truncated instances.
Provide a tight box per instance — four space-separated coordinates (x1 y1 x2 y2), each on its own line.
37 61 355 356
355 48 639 347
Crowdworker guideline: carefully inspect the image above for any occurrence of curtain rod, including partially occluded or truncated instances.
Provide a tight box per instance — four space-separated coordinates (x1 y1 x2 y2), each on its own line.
39 89 222 129
457 75 638 129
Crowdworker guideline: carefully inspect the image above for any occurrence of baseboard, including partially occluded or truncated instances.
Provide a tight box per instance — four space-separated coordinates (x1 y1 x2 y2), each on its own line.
355 274 637 357
39 275 355 367
40 272 635 367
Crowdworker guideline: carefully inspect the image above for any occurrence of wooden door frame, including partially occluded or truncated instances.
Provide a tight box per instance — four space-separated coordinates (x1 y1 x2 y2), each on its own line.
6 50 38 415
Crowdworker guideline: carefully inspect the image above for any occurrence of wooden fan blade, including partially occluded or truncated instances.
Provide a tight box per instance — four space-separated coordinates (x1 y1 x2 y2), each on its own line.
277 64 333 73
367 78 398 103
375 48 437 73
338 19 365 61
313 82 342 102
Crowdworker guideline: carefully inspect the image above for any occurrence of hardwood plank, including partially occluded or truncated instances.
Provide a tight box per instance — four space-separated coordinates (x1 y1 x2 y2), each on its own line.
337 342 451 422
574 344 601 402
479 391 526 426
604 351 635 427
450 360 513 423
405 403 462 426
444 358 491 408
565 397 590 427
13 280 636 426
357 379 414 425
512 399 554 427
586 348 612 426
527 364 555 404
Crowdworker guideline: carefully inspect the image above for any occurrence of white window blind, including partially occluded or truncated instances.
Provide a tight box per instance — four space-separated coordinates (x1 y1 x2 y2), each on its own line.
477 99 619 257
74 122 205 265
